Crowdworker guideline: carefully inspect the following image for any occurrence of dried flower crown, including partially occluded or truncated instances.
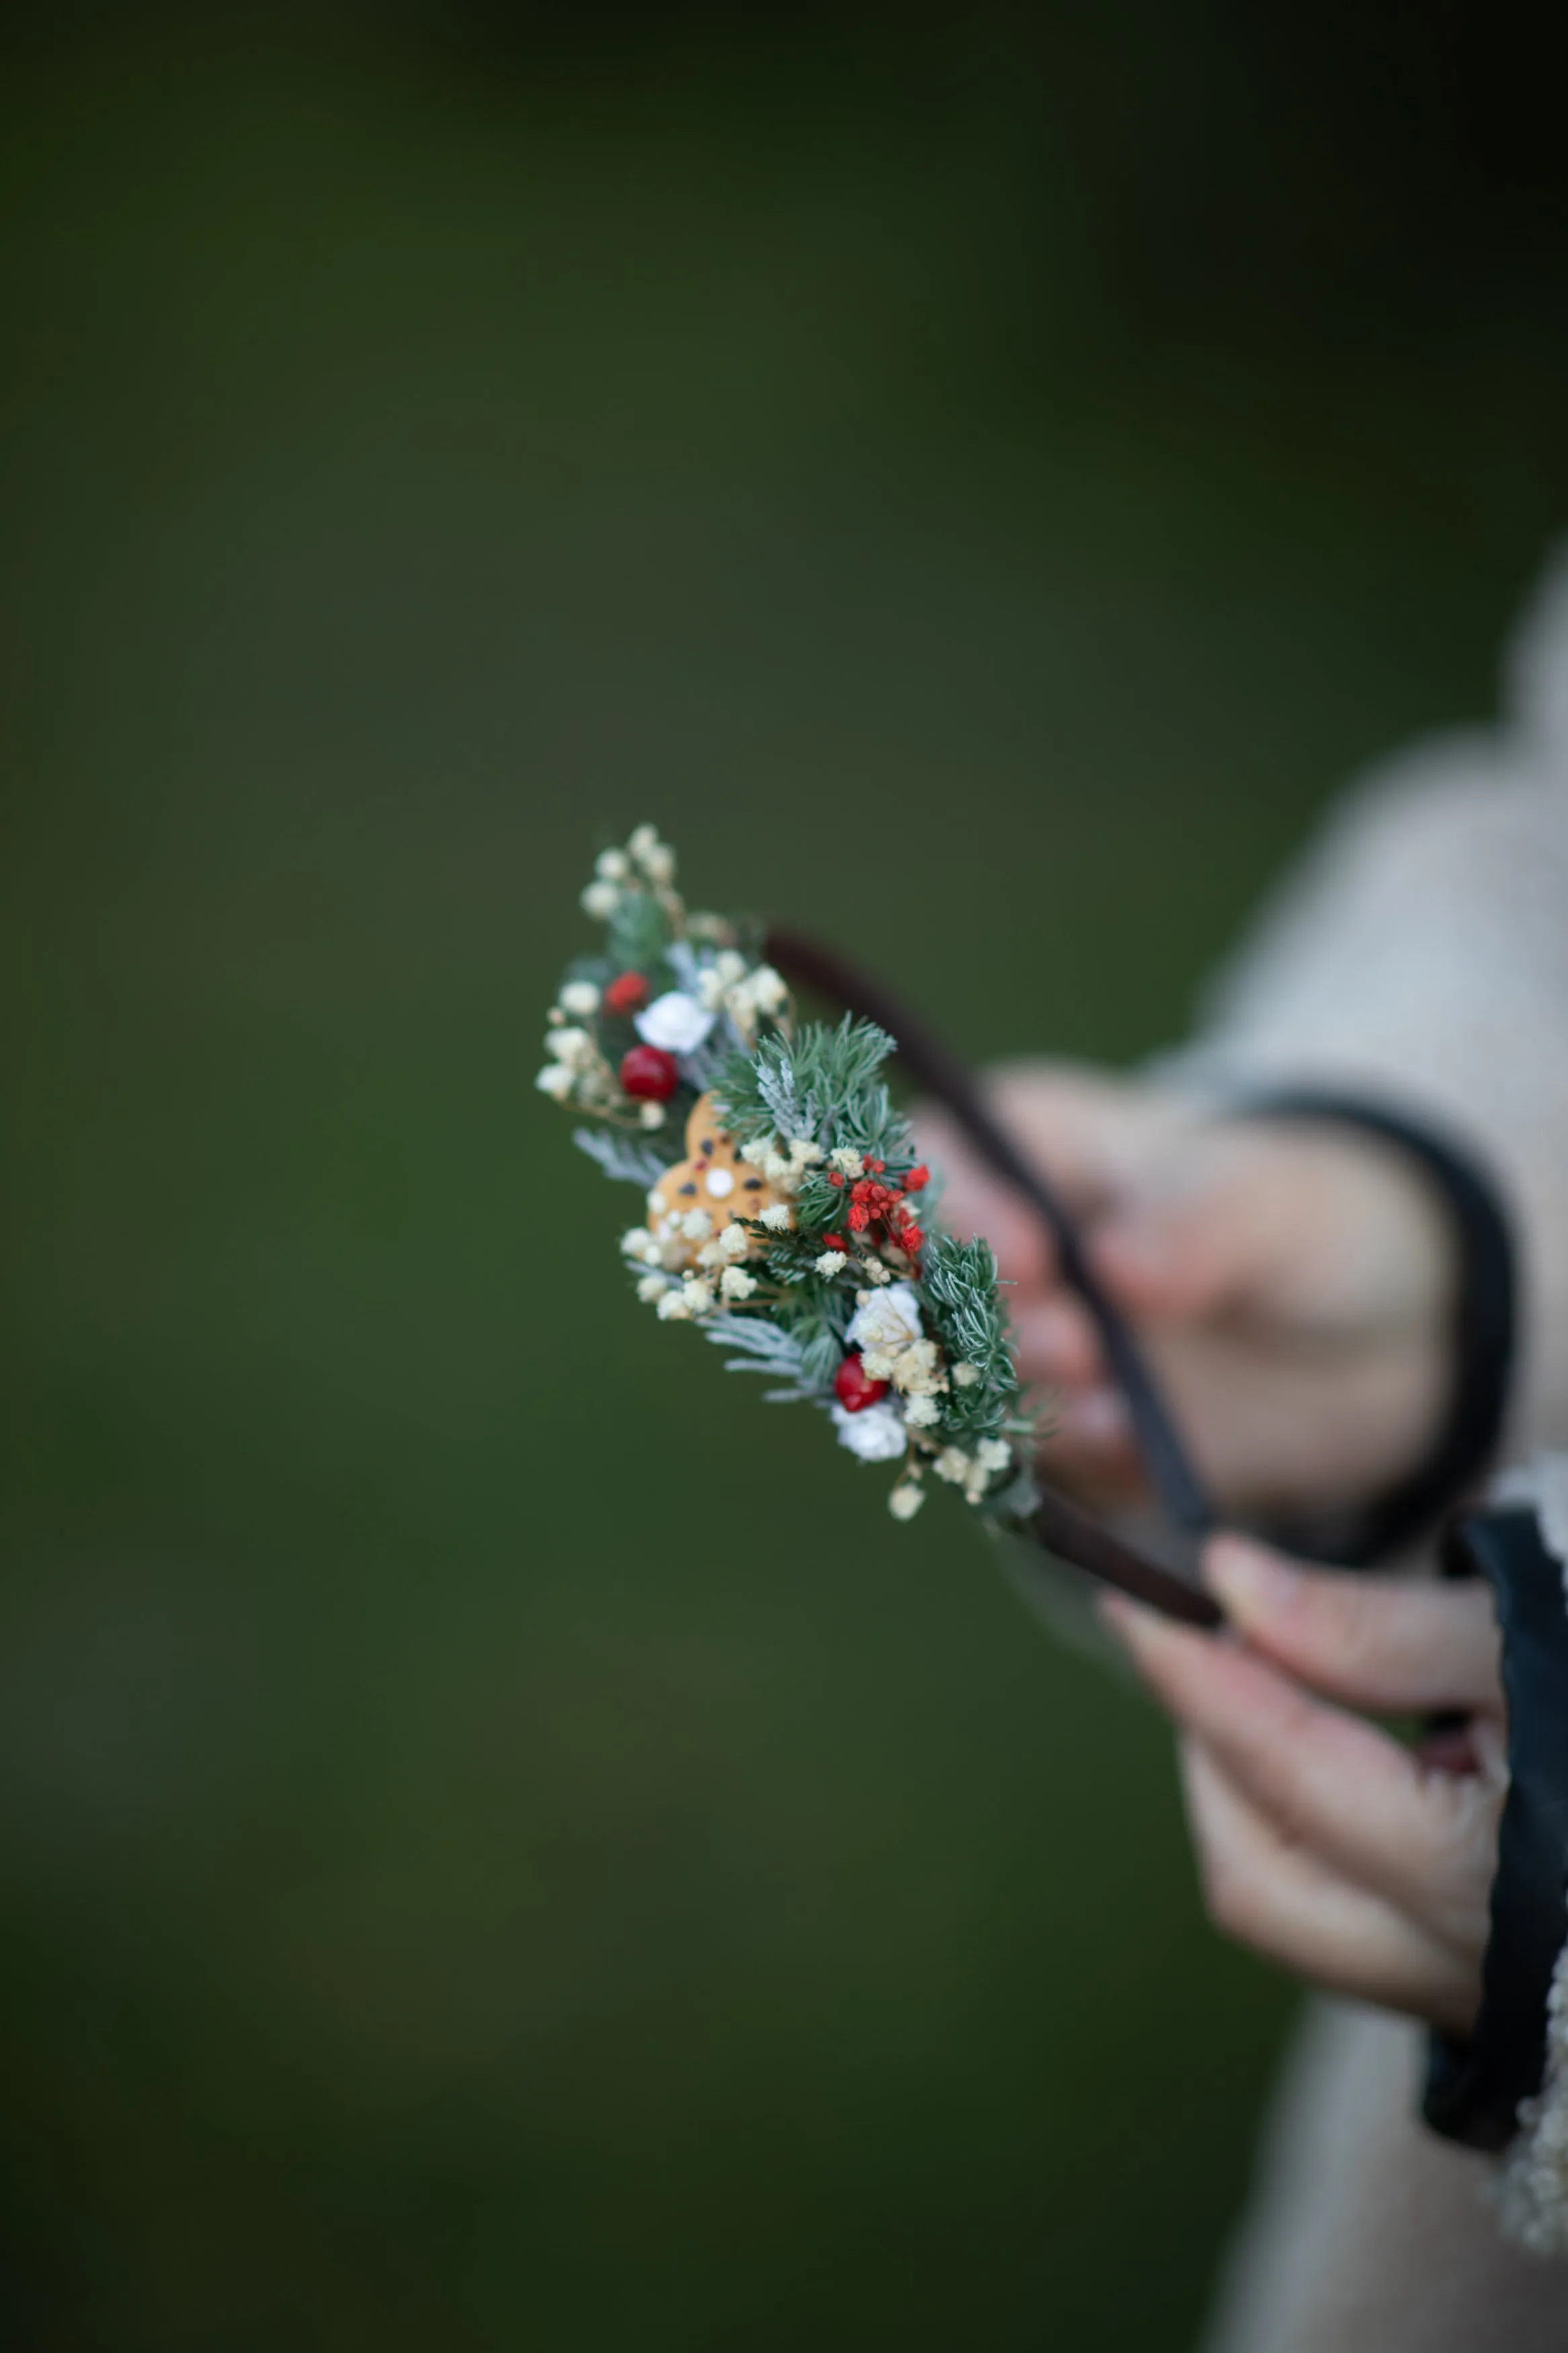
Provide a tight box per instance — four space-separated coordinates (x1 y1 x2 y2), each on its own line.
540 826 1039 1525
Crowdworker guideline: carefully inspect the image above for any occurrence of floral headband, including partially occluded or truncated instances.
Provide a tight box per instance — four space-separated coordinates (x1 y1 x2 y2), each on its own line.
539 826 1222 1621
540 824 1035 1529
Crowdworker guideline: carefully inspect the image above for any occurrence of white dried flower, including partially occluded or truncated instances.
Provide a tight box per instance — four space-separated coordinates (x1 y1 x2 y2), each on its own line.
581 879 620 920
933 1447 972 1486
902 1394 941 1429
628 824 675 883
976 1437 1012 1474
788 1139 823 1168
888 1480 926 1521
635 991 714 1055
757 1203 793 1233
830 1400 907 1462
952 1363 982 1389
861 1260 891 1284
747 965 788 1012
535 1064 574 1103
656 1288 690 1320
681 1277 715 1314
638 1102 666 1131
696 967 727 1010
846 1283 923 1358
679 1208 713 1242
620 1228 661 1263
717 1222 751 1260
719 1265 757 1302
636 1273 671 1303
550 1026 593 1066
814 1250 850 1277
595 848 630 881
559 980 602 1018
891 1339 946 1397
714 950 748 988
829 1146 864 1176
547 1007 565 1027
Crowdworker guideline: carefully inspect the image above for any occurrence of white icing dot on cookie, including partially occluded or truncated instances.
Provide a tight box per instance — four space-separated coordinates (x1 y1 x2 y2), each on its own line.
704 1167 735 1198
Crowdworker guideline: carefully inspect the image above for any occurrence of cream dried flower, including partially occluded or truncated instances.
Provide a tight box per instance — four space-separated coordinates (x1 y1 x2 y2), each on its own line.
558 980 601 1018
888 1480 925 1521
830 1400 907 1462
535 1064 574 1103
719 1266 757 1302
581 879 620 920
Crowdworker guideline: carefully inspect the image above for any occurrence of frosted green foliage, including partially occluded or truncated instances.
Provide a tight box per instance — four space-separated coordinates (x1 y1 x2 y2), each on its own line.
712 1016 906 1159
920 1234 1020 1441
702 1313 830 1402
608 887 673 975
571 1127 670 1189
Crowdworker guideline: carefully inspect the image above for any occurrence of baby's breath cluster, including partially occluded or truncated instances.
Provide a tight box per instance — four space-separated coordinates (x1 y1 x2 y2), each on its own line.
539 829 1039 1527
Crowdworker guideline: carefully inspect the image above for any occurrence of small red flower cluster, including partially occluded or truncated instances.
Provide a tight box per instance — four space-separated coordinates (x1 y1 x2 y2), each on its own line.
604 971 649 1016
825 1159 930 1267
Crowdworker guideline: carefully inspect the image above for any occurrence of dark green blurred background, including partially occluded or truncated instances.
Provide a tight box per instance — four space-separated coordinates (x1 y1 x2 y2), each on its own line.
5 7 1567 2346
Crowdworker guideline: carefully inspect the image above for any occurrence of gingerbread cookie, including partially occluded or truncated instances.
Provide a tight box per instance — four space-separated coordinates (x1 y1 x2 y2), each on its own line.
647 1091 783 1267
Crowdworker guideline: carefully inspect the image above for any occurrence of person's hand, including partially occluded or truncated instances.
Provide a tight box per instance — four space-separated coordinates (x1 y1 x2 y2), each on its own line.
916 1063 1456 1521
1102 1535 1505 2034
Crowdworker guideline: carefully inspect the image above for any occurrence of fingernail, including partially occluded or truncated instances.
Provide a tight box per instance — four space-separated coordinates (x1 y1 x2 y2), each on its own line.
1204 1537 1295 1622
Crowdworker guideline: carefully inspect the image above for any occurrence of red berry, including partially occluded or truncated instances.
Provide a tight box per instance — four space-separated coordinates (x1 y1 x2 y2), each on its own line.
900 1224 925 1253
905 1164 930 1193
848 1201 872 1231
821 1232 849 1252
827 1170 845 1188
605 971 649 1015
620 1044 679 1101
834 1352 889 1412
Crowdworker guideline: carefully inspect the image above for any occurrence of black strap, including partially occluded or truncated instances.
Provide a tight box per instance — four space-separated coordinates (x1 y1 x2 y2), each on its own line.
1236 1092 1517 1568
1423 1506 1568 2152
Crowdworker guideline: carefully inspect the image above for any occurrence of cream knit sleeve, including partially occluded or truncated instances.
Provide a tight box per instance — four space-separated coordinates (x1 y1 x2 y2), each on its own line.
1173 552 1568 1456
